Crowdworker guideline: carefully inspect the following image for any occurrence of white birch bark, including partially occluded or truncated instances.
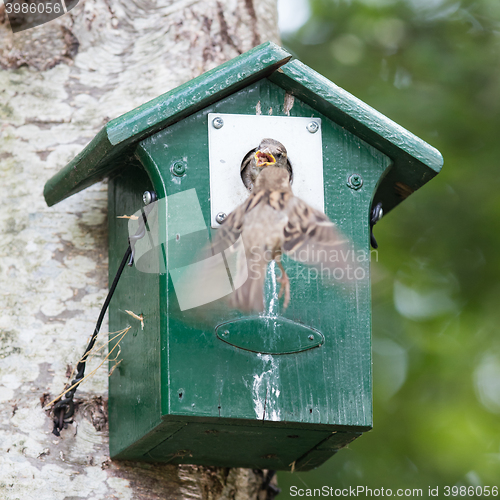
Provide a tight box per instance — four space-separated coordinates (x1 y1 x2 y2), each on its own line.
0 0 280 497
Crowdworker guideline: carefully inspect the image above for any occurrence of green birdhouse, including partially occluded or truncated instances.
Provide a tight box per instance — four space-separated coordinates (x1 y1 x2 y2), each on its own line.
44 42 442 471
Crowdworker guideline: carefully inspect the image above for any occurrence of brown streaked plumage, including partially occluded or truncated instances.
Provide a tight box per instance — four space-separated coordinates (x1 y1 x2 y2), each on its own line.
215 166 350 313
240 138 292 192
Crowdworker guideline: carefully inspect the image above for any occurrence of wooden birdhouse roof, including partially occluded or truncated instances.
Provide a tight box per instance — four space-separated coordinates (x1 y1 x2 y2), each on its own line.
44 41 442 213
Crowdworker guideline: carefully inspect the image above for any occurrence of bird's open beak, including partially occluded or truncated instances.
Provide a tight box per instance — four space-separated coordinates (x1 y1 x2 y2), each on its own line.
255 150 276 167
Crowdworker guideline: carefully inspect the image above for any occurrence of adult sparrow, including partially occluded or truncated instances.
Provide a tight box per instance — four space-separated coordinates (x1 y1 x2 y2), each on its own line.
240 138 292 192
214 165 351 313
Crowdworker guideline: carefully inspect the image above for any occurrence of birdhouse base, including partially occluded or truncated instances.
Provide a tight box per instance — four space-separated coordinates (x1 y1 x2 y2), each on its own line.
111 416 364 471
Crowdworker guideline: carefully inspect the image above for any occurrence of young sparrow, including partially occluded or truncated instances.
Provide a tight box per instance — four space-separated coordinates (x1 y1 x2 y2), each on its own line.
240 138 293 191
215 165 351 313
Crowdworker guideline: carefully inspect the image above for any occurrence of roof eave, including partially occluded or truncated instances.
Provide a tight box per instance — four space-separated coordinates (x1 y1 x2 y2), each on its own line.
269 59 443 214
44 42 292 207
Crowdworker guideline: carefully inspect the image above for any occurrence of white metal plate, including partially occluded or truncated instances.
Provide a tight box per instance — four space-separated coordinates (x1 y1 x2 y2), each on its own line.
208 113 324 228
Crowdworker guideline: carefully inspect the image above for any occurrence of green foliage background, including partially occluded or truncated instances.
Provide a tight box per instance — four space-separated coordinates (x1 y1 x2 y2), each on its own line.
278 0 500 495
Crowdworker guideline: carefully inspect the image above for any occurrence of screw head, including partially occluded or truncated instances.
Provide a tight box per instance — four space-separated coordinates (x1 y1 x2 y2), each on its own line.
306 121 319 133
372 205 383 223
143 191 154 205
216 212 227 224
308 335 314 341
172 161 186 177
223 330 229 336
212 117 224 129
347 174 363 190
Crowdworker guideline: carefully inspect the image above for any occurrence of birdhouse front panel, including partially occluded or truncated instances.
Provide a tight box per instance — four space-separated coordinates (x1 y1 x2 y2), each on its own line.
107 77 391 469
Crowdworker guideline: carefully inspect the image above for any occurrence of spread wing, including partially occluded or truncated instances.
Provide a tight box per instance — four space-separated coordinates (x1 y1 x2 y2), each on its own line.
282 197 352 273
212 188 290 250
212 190 262 253
213 189 292 312
209 190 271 312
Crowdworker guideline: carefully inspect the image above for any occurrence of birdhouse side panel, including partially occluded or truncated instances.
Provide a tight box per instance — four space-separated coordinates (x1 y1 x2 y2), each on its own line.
107 164 164 457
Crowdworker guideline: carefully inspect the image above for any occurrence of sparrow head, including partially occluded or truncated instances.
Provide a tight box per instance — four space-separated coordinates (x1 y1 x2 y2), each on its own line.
254 138 288 169
241 138 292 192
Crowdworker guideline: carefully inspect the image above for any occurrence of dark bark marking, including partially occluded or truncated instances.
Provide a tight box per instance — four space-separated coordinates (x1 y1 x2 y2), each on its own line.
35 309 84 324
0 24 79 71
244 0 260 47
216 1 242 54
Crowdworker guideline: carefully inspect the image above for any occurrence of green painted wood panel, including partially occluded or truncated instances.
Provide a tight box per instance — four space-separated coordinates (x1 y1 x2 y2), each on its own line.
112 415 362 470
137 78 389 429
293 431 361 471
107 162 164 458
145 422 334 469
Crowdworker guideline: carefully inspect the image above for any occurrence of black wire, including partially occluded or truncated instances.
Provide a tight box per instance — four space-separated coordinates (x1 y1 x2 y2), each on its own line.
52 245 132 436
77 245 132 379
51 195 157 436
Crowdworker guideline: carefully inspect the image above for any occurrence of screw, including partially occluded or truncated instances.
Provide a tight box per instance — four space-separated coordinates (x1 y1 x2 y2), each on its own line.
306 121 319 133
172 161 186 177
223 330 229 336
142 191 156 205
216 212 227 224
212 117 224 129
347 174 363 190
308 335 314 341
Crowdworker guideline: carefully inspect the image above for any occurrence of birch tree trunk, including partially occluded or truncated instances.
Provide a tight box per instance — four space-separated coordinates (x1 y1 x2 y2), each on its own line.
0 1 280 498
